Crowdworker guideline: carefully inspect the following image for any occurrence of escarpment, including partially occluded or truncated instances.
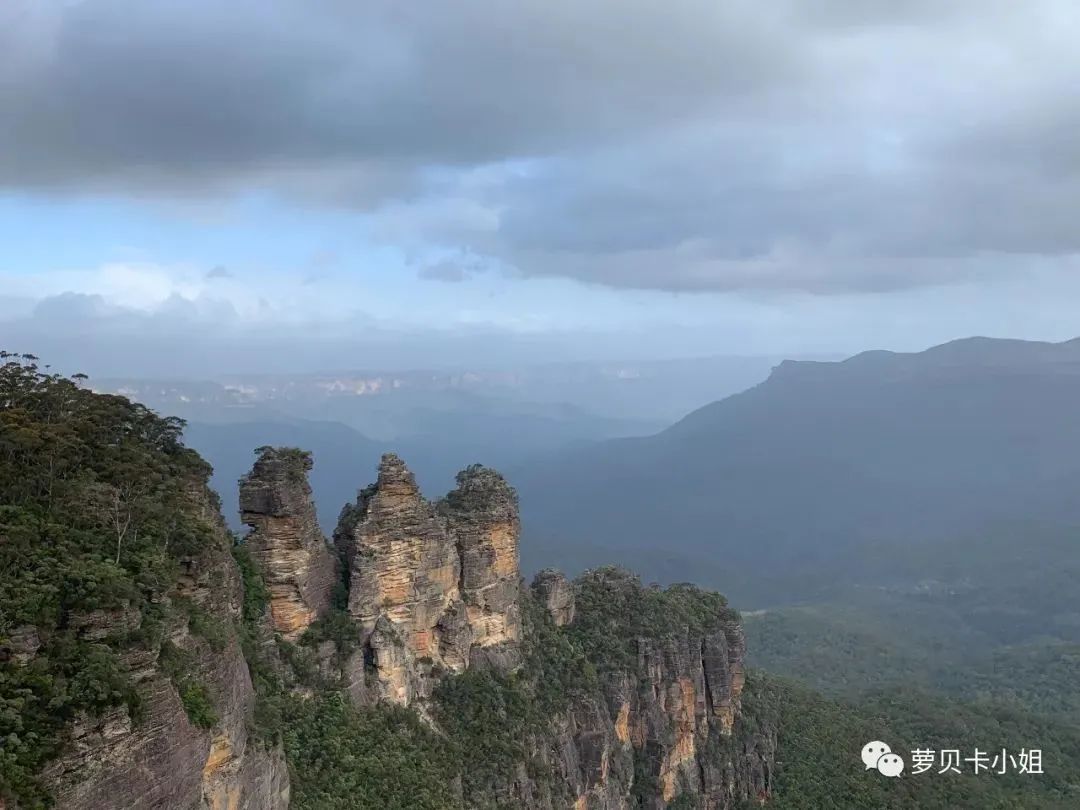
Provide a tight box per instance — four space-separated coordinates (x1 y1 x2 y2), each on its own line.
499 568 769 810
239 447 338 641
38 476 290 810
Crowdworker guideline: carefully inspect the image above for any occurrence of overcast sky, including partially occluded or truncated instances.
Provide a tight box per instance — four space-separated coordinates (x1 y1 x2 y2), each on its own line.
2 0 1079 376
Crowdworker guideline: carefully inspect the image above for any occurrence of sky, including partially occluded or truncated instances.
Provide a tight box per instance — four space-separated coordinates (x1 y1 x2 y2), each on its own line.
2 0 1079 376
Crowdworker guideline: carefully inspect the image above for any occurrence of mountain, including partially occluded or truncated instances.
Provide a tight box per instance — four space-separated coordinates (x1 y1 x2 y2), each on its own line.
0 358 768 809
0 357 290 809
5 353 1080 809
515 336 1080 607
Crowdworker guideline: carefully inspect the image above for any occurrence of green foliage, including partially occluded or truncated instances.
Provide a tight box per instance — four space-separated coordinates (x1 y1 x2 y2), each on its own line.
745 593 1080 727
301 609 360 661
948 643 1080 724
229 542 288 746
186 602 229 652
281 693 459 810
278 640 321 687
231 542 270 624
254 446 313 484
423 587 605 805
178 681 218 729
432 667 540 799
0 354 223 805
745 671 1080 809
519 586 597 716
157 641 219 729
568 567 737 672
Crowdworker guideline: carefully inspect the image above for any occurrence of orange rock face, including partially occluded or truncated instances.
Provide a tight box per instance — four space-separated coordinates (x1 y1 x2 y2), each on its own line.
338 455 522 705
239 448 337 642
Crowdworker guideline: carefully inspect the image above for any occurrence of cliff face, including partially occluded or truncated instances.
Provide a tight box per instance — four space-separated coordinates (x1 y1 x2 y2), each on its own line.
337 454 522 705
504 569 770 810
40 446 766 810
441 464 523 666
40 483 290 810
533 568 576 626
239 448 337 641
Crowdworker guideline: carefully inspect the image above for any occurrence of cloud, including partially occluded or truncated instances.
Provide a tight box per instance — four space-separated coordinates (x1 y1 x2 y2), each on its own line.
417 261 469 284
31 292 117 321
2 1 1078 293
205 265 232 280
0 1 799 190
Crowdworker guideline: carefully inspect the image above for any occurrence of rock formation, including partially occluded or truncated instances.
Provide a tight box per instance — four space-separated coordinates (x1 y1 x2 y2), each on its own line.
441 464 523 667
325 455 765 807
532 568 575 626
33 443 764 809
6 361 778 810
336 454 522 705
239 447 337 641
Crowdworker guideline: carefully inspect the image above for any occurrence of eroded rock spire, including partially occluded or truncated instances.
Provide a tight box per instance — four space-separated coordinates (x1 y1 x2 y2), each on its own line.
239 447 337 641
336 453 522 704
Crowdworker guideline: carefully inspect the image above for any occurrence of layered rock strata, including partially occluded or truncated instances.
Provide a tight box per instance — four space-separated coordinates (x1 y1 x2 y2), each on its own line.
239 447 337 641
337 454 522 705
515 569 768 810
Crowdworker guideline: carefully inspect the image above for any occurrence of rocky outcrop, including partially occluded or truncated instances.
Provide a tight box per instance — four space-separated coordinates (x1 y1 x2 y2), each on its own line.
336 454 522 705
441 464 523 667
624 626 754 806
239 447 337 641
505 570 770 810
41 479 290 810
532 568 575 626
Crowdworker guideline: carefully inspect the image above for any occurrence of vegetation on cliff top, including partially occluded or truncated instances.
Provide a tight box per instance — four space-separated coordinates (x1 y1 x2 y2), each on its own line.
0 354 221 806
568 566 739 672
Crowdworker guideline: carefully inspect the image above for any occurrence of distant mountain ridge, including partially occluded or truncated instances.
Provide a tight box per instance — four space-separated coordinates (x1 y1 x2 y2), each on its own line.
516 335 1080 607
94 354 784 430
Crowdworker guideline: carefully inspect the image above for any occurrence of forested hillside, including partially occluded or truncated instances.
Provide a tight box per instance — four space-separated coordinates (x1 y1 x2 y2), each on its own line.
0 353 288 808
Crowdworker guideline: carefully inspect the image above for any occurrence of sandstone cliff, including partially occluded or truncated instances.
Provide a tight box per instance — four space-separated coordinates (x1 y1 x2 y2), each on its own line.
441 465 523 664
239 447 337 641
533 568 576 626
465 567 771 810
40 481 290 810
336 454 522 705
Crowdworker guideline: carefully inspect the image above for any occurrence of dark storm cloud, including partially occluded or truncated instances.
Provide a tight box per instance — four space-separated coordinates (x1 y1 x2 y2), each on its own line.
2 0 1077 293
1 0 799 188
